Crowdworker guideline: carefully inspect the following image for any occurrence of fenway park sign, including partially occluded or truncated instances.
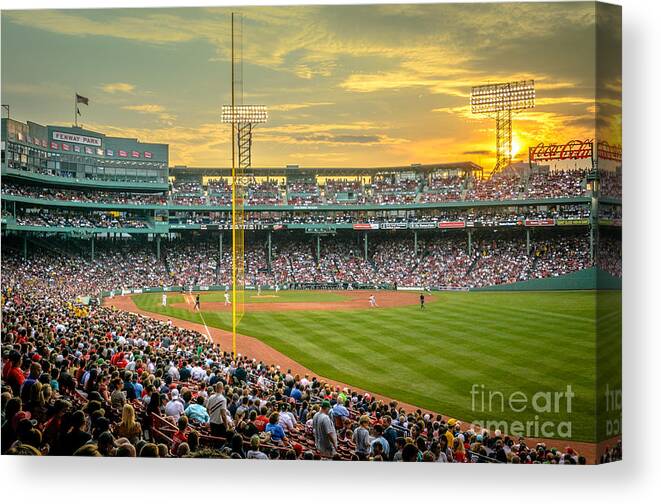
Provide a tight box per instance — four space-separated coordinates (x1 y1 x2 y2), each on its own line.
52 131 102 147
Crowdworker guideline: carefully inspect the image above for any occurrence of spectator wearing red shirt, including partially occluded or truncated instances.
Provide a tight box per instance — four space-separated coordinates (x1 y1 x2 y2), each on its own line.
2 350 25 396
254 406 269 432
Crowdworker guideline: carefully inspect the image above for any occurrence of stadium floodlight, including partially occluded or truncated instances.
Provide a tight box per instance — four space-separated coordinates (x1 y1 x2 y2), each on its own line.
221 105 268 124
470 80 535 174
221 105 269 171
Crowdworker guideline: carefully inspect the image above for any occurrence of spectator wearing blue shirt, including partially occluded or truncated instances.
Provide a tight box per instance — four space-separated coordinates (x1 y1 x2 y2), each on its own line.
290 384 302 402
265 412 287 443
331 398 350 420
122 371 136 401
132 375 143 399
370 424 390 458
184 396 210 424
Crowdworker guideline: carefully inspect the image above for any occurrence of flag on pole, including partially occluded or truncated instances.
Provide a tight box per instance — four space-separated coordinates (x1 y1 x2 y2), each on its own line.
76 94 89 106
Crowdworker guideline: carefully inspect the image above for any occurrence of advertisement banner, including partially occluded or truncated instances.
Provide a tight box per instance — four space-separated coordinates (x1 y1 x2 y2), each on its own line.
598 218 622 227
525 219 556 227
556 218 589 226
409 221 437 229
380 222 408 230
439 221 465 229
353 223 379 230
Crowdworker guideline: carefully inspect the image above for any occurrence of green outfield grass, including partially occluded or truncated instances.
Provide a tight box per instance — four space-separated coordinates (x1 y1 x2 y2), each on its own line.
132 289 621 442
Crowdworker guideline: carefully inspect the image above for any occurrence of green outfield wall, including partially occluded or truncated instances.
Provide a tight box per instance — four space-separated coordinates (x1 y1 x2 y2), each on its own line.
473 268 621 291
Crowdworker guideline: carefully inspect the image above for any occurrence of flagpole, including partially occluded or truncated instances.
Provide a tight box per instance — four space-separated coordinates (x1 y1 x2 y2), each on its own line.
74 93 77 128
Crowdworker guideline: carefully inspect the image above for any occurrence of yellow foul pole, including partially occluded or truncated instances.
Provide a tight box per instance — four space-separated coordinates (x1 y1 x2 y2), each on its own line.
231 12 237 357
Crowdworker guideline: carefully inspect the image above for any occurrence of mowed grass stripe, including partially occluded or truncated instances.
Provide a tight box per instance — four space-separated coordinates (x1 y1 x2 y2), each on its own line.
132 290 614 442
244 307 596 417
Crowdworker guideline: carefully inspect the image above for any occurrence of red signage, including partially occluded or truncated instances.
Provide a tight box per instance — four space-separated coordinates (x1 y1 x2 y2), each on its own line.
50 142 59 150
353 223 379 230
131 150 140 158
439 221 465 229
525 219 556 227
529 139 593 162
144 151 153 159
61 143 71 151
597 141 622 162
118 150 128 157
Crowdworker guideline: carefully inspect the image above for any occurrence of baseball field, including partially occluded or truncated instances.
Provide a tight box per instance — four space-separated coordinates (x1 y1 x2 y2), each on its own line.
129 289 622 443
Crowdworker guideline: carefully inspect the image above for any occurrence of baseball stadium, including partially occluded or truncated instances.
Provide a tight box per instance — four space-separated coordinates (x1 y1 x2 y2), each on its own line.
1 5 621 464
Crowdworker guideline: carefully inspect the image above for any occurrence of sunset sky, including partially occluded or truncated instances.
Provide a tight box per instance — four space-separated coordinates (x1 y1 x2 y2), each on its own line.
1 2 621 170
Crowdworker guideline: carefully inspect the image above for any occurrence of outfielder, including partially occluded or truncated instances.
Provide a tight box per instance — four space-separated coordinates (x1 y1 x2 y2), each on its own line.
224 291 231 306
369 294 378 307
162 293 167 307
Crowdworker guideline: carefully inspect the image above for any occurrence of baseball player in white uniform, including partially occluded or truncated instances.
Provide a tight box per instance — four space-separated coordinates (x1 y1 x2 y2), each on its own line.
162 293 167 307
224 291 231 306
369 294 378 307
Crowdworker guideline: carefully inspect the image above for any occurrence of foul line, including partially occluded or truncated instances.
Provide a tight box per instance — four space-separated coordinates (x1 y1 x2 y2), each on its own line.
188 293 212 343
197 309 212 343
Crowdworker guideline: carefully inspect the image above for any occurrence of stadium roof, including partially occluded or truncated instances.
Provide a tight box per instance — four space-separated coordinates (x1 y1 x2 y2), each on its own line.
170 162 483 178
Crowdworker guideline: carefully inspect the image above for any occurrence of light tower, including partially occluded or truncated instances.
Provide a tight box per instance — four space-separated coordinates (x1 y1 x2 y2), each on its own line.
470 80 535 174
221 104 268 172
220 12 268 357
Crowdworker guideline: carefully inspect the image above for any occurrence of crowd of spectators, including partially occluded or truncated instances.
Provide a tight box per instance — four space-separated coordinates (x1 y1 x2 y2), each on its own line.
526 170 587 199
465 174 524 201
370 177 419 205
206 179 232 205
419 175 464 203
324 180 368 204
1 254 609 462
15 210 149 229
246 181 282 205
1 230 597 293
171 181 206 206
287 181 321 205
599 170 622 199
596 234 622 278
3 170 600 213
529 237 592 279
2 183 167 206
6 204 593 230
164 240 221 287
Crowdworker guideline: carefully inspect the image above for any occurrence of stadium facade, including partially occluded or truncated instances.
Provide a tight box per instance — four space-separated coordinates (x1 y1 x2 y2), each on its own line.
1 116 621 293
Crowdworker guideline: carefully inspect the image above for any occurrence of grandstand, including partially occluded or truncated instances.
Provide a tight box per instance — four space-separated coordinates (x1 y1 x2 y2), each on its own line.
1 117 621 463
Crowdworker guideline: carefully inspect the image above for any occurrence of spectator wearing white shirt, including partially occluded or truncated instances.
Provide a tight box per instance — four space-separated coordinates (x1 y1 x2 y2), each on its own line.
164 389 185 421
